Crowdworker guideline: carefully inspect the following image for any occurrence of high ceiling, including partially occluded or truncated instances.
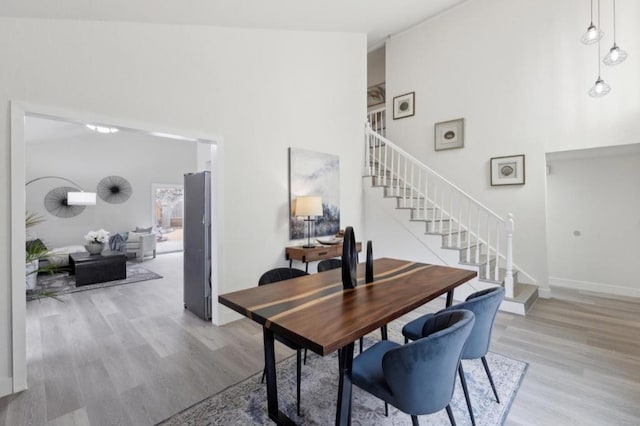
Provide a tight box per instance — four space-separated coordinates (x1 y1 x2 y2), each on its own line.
0 0 467 48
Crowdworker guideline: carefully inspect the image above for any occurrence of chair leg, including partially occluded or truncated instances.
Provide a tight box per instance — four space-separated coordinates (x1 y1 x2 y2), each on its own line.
445 404 456 426
411 414 419 426
296 349 302 416
359 337 363 354
404 336 408 344
384 401 388 417
380 324 388 340
261 367 266 384
481 356 500 403
458 364 475 426
304 348 307 365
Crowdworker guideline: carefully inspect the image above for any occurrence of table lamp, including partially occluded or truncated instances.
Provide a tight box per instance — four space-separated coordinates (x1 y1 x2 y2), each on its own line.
294 196 323 248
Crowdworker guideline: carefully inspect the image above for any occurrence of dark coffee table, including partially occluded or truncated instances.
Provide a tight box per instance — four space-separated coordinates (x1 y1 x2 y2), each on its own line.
69 251 127 286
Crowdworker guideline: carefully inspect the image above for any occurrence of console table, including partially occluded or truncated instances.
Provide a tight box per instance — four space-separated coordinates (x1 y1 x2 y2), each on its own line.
70 251 127 286
285 242 362 272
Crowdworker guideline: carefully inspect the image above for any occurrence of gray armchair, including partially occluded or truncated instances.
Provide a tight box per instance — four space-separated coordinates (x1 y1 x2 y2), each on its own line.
126 232 157 261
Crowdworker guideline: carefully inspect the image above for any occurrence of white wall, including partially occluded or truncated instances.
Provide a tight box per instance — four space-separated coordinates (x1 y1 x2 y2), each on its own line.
26 124 197 247
1 18 365 394
384 0 640 290
367 47 385 87
546 146 640 297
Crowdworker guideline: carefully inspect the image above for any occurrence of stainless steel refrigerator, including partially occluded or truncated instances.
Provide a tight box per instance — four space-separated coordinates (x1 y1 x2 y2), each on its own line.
183 171 212 320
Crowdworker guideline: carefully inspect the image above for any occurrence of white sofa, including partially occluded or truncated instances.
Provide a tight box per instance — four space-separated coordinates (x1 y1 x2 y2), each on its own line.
125 232 157 261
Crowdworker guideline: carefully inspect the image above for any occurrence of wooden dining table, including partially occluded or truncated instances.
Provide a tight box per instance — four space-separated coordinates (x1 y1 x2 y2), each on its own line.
218 257 477 425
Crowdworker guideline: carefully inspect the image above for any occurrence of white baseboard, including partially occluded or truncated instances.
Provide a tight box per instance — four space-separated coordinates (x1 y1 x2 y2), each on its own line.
538 287 551 298
548 277 640 298
0 377 13 398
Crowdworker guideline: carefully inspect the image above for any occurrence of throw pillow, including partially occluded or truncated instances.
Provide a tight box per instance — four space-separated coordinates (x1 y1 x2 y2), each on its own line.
135 226 153 233
127 231 147 242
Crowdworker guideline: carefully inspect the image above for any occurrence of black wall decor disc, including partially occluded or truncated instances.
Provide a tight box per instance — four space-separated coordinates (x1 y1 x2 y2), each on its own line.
44 186 86 218
341 226 358 290
97 175 132 204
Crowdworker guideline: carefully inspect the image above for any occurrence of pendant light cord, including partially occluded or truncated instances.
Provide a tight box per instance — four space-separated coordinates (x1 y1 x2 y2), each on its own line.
597 0 601 76
613 0 617 43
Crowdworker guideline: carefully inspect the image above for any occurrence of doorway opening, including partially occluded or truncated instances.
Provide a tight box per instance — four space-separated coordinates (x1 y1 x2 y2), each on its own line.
153 184 184 254
9 102 223 395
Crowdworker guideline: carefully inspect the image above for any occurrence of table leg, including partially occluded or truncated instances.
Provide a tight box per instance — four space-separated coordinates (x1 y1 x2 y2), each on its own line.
335 342 355 426
445 289 454 307
264 328 296 425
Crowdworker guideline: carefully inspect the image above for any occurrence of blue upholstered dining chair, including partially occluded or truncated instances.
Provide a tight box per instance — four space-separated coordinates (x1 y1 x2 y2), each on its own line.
258 267 309 416
402 286 505 426
315 258 388 353
317 258 343 272
352 310 475 426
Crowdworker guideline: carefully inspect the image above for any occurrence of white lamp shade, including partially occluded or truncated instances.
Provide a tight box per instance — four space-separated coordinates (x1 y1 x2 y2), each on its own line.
67 191 97 205
294 196 323 217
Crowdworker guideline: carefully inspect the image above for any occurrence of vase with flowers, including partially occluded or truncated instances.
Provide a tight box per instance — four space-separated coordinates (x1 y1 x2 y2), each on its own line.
84 229 110 255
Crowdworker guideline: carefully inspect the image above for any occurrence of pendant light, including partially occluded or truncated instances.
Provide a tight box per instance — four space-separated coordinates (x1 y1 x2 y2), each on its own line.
589 40 611 97
603 0 628 65
581 0 604 44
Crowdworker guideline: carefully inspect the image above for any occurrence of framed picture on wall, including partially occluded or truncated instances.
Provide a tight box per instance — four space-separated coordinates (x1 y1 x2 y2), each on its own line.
490 154 525 186
367 83 385 108
434 118 464 151
392 92 415 119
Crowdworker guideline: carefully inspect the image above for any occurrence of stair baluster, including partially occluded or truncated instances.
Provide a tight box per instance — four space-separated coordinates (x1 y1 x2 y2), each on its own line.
494 226 500 281
485 219 491 279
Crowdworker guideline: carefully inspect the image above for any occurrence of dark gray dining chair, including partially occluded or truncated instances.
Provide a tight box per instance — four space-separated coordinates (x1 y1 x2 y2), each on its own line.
402 286 505 426
258 267 309 416
352 310 475 425
315 257 388 353
317 258 342 272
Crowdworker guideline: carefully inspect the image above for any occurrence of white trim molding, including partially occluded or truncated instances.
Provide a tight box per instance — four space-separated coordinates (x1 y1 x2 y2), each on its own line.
0 377 13 397
549 276 640 298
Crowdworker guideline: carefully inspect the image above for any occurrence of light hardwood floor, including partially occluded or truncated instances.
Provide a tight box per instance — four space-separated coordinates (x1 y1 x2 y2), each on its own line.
1 253 639 425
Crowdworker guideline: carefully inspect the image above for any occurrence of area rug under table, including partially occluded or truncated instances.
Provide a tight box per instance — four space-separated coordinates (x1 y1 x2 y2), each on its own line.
27 262 163 300
160 340 527 426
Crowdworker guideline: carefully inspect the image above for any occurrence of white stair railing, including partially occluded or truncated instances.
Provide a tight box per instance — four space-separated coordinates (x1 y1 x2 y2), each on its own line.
367 107 386 137
364 122 515 298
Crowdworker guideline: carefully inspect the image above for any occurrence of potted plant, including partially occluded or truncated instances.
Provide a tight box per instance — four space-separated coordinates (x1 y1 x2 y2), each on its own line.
84 229 110 255
25 212 47 291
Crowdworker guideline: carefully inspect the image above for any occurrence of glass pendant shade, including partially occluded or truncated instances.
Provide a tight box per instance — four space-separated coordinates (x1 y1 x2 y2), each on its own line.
603 44 627 65
588 77 611 97
581 24 604 44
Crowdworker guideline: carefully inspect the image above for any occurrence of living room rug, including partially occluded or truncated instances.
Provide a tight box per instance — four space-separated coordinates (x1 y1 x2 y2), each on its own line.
160 333 527 425
27 262 163 300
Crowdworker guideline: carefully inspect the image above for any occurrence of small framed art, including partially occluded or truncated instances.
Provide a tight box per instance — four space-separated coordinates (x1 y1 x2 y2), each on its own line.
434 118 464 151
393 92 415 119
490 154 525 186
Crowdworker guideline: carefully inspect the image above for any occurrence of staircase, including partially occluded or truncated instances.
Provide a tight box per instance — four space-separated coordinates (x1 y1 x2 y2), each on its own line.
363 119 538 315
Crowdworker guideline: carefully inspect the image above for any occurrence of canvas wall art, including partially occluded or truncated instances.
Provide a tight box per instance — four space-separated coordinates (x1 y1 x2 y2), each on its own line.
289 148 340 240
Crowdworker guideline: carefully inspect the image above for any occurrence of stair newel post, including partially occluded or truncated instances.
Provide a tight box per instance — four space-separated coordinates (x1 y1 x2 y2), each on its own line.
505 213 515 298
494 225 500 281
485 219 491 279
